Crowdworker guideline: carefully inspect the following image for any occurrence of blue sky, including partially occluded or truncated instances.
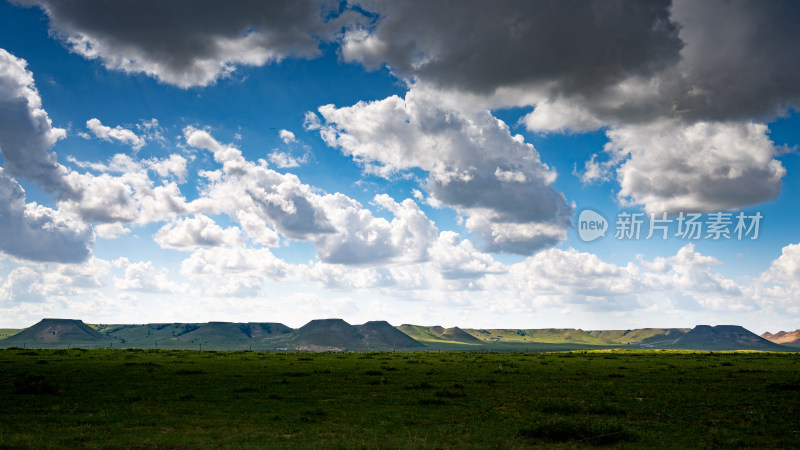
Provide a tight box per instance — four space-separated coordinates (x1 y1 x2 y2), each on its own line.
0 0 799 333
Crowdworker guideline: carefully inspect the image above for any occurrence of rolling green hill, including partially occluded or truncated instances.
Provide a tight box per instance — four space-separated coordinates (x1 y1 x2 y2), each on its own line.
588 328 690 345
465 328 691 345
98 323 202 347
397 325 483 345
173 322 292 348
0 329 21 340
95 322 293 349
466 328 611 345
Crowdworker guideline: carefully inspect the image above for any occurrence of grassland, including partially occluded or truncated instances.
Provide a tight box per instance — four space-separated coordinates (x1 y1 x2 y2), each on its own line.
1 349 799 448
0 329 20 340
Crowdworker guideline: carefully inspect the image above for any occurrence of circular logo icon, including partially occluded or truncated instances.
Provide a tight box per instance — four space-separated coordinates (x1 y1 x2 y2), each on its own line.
577 209 608 242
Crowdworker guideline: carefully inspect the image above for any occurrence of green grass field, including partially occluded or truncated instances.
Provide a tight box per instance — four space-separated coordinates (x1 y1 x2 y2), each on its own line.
1 349 798 448
0 329 20 340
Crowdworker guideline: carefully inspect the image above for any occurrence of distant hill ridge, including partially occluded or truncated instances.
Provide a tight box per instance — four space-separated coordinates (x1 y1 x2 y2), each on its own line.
761 329 800 346
1 319 795 351
587 328 690 345
3 318 111 345
462 327 690 345
97 321 294 349
275 319 425 351
358 321 425 349
466 328 610 344
671 325 786 351
175 322 293 345
397 324 483 345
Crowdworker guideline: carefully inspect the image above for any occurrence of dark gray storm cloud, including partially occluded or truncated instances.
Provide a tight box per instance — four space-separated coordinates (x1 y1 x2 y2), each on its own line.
17 0 800 120
346 0 682 97
669 0 800 122
15 0 343 87
345 0 800 124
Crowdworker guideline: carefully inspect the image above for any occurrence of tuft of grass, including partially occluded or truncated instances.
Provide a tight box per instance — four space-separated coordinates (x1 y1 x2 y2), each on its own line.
13 374 59 395
124 361 161 367
767 380 800 391
174 369 204 375
536 398 583 414
232 387 258 393
282 371 310 377
418 398 447 406
434 389 466 399
518 416 634 444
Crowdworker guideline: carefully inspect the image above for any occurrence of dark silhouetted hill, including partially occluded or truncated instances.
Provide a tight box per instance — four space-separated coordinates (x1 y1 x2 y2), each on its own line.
273 319 425 350
3 319 110 345
247 322 294 340
357 321 426 349
669 325 788 351
175 322 292 346
278 319 366 351
97 322 292 349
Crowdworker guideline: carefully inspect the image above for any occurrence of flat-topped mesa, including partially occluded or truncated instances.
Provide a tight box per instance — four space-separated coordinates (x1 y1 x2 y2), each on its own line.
288 318 364 350
357 321 425 349
3 318 110 344
279 319 426 350
670 325 787 351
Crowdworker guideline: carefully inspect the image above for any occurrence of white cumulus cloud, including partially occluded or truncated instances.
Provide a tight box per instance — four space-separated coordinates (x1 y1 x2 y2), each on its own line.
86 118 146 150
595 121 786 213
316 87 572 254
184 127 441 265
154 214 243 250
0 48 71 195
